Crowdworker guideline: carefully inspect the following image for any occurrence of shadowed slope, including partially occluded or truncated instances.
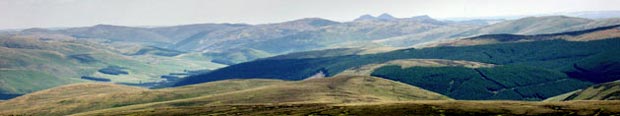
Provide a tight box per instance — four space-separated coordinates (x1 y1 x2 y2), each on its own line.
336 59 495 76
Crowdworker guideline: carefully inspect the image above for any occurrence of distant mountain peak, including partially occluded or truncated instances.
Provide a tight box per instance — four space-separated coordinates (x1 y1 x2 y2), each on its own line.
404 15 444 24
93 24 117 27
411 15 432 20
354 14 376 21
377 13 396 20
280 18 340 27
354 13 397 21
91 24 130 29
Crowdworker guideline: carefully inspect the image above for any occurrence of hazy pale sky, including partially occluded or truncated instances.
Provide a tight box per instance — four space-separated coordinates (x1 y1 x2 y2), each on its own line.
1 0 619 29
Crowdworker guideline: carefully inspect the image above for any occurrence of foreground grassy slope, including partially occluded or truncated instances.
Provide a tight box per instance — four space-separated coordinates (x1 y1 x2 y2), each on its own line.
76 101 620 116
0 79 283 115
546 81 620 101
0 75 449 115
67 75 450 115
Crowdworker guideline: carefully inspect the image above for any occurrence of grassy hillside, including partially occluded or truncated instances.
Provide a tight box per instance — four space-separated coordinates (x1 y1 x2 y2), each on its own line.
0 34 225 99
203 48 273 65
454 16 620 37
545 81 620 101
426 24 620 47
20 16 619 64
0 79 283 115
72 75 450 115
75 101 620 116
0 75 449 115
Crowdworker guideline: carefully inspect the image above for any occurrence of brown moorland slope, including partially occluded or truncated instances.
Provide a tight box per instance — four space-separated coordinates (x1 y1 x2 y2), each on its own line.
75 100 620 116
0 79 283 116
546 81 620 101
0 75 449 115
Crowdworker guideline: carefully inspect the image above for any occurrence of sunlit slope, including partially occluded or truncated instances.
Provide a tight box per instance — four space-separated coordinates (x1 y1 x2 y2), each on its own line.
0 75 450 115
0 34 224 97
427 24 620 47
77 101 620 116
545 81 620 101
73 75 449 115
0 79 283 115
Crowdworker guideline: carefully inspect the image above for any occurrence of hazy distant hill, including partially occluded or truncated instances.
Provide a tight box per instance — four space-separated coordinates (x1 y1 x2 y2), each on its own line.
17 15 620 64
453 16 620 37
426 24 620 47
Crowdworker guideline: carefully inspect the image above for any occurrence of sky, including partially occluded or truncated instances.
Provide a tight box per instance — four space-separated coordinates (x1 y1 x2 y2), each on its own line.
1 0 619 29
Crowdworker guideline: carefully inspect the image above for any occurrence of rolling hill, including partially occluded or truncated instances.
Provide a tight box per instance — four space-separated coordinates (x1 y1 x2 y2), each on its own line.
0 79 284 115
0 75 449 115
454 16 620 37
74 101 620 116
545 81 620 101
17 15 620 65
1 13 620 116
0 33 225 99
426 24 620 47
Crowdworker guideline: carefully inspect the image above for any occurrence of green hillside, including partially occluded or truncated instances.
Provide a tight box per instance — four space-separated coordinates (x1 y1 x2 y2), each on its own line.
0 75 449 115
545 81 620 101
0 34 225 99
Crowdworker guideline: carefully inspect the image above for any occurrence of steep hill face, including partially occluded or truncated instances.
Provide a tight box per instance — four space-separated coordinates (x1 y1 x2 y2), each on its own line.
545 81 620 101
0 75 449 115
